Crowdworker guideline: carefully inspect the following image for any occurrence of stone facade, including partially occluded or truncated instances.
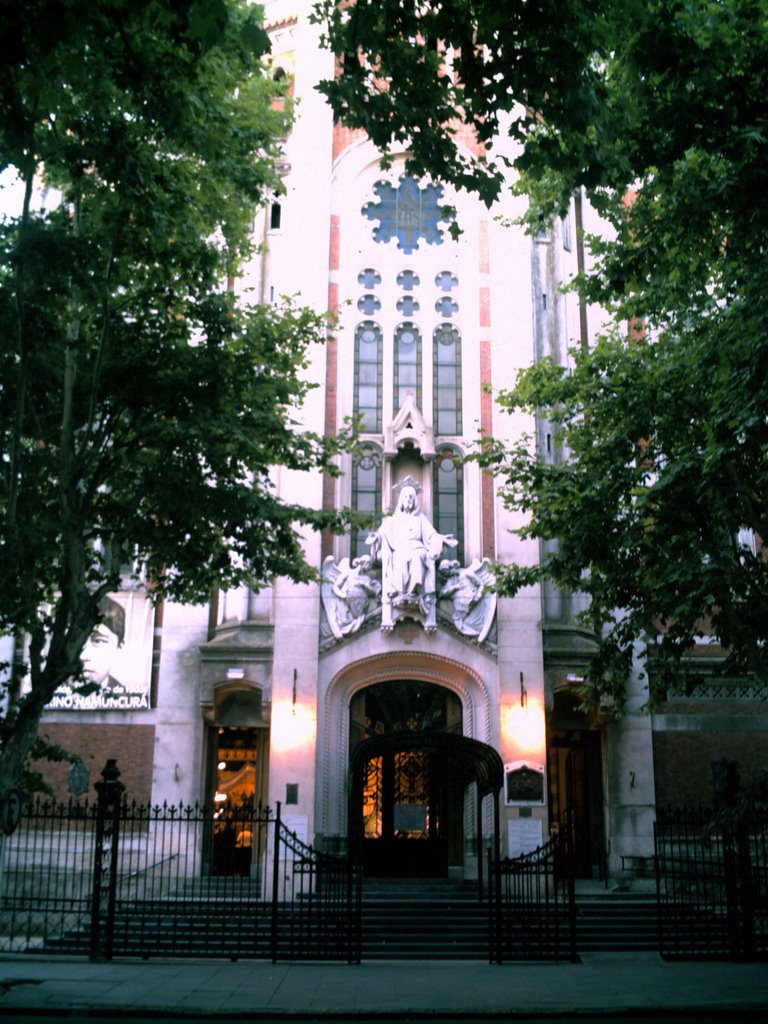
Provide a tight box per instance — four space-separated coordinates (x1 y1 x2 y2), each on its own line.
34 1 768 889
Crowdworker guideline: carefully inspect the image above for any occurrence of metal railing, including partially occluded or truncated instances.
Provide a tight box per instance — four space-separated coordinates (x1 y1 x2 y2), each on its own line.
0 798 97 955
272 808 362 963
655 805 768 960
488 825 577 962
0 762 361 962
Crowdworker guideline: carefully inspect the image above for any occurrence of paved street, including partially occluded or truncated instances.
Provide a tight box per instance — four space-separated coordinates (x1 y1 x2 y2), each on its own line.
6 1018 768 1024
0 953 767 1019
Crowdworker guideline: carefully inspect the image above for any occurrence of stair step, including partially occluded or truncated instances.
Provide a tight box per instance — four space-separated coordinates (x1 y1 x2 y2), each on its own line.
27 877 667 960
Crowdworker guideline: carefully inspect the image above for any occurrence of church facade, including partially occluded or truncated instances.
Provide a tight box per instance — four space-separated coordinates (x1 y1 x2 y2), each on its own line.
35 1 768 889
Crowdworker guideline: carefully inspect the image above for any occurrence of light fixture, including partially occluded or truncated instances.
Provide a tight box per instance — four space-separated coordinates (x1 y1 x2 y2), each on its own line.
271 699 316 752
520 671 527 708
217 761 227 771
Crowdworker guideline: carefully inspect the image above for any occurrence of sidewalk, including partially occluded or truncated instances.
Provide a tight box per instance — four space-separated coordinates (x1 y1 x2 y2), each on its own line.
1 953 767 1019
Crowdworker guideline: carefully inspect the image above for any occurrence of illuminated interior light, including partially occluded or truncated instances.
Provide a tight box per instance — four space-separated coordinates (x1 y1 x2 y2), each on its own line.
502 700 546 754
271 699 316 753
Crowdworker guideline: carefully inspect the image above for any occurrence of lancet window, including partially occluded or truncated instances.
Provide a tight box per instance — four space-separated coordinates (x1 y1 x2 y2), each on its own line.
351 444 382 561
434 446 464 563
393 322 422 412
354 321 383 433
433 324 462 435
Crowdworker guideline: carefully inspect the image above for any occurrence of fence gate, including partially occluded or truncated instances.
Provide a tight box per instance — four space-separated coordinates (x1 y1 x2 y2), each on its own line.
489 824 578 962
655 805 768 960
0 761 361 962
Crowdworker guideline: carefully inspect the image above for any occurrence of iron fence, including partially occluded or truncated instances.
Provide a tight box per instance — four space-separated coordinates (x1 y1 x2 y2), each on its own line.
0 762 361 962
0 798 97 955
655 805 768 960
488 825 577 962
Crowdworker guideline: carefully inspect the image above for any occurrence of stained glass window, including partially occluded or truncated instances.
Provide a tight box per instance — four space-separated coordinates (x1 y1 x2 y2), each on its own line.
358 268 382 288
394 322 422 413
354 322 382 432
363 756 383 839
394 752 429 838
362 176 451 253
435 296 458 317
396 295 419 316
351 445 382 560
435 270 458 291
396 269 420 290
357 294 381 315
433 324 462 435
434 448 464 563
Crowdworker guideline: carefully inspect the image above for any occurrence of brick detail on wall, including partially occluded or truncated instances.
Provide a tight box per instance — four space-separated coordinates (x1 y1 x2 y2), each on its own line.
450 119 485 159
322 224 341 559
333 122 366 163
478 220 490 274
652 727 768 807
329 214 341 273
479 287 491 329
36 722 156 805
480 339 495 560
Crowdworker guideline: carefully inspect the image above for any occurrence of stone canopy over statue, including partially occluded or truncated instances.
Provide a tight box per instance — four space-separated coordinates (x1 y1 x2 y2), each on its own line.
320 475 497 641
366 476 456 632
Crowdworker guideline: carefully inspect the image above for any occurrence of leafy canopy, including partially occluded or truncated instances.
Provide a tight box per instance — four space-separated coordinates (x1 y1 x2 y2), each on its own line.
317 0 768 705
0 0 353 790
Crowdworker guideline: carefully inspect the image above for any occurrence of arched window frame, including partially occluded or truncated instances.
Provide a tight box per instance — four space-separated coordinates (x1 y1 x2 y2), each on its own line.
393 321 422 413
354 321 383 433
433 445 464 564
351 443 382 562
433 323 462 436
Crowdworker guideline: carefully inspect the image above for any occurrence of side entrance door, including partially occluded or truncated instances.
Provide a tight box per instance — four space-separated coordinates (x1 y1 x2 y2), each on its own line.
547 730 606 880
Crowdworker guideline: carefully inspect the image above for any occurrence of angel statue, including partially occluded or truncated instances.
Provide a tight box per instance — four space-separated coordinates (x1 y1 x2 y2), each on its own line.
320 555 381 640
438 557 497 642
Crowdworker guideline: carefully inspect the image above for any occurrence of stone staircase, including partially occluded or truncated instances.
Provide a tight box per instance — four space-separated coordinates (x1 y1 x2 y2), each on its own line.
361 877 489 960
573 892 659 953
29 877 663 961
359 877 661 960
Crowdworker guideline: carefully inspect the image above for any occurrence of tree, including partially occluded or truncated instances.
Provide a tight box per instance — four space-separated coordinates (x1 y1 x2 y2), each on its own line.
0 0 354 794
316 0 768 706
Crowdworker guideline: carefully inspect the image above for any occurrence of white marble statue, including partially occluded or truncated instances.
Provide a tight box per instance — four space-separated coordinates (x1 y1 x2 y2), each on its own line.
366 477 456 631
320 555 381 640
438 557 497 642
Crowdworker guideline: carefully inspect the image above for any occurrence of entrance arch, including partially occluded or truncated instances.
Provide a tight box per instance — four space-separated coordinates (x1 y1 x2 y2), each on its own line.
350 726 503 878
318 649 499 869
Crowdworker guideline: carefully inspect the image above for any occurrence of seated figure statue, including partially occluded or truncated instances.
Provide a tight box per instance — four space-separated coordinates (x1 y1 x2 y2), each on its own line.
367 477 456 631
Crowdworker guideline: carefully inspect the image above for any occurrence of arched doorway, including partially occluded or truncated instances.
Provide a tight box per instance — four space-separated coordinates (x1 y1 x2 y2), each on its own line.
348 681 502 878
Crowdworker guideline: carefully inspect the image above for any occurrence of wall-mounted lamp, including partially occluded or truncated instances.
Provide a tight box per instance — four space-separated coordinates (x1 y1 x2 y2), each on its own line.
173 763 182 782
520 671 527 708
292 668 297 715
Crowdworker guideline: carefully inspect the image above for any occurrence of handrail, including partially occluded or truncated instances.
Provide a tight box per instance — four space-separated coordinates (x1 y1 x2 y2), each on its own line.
118 852 179 883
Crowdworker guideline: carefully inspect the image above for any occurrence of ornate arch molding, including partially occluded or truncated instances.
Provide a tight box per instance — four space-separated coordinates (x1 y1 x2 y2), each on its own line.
318 651 494 838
